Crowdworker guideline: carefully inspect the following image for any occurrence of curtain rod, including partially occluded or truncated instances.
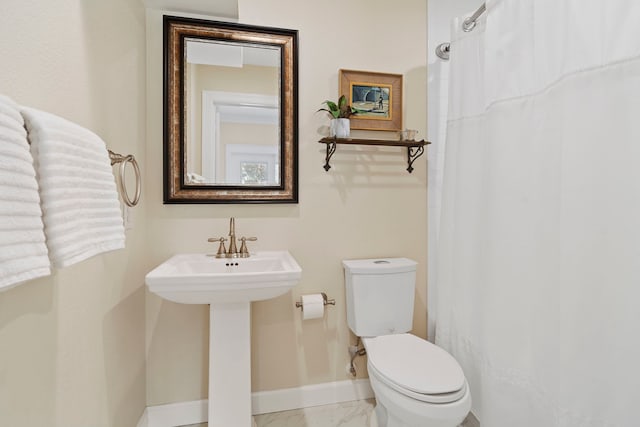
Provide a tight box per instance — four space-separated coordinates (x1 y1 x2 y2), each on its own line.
462 2 486 32
434 2 486 61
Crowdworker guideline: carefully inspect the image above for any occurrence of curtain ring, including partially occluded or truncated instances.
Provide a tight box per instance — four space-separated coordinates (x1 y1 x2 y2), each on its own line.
462 18 477 32
118 155 141 207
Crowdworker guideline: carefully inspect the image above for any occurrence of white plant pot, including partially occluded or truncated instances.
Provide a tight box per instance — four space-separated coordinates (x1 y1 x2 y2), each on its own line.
330 118 350 138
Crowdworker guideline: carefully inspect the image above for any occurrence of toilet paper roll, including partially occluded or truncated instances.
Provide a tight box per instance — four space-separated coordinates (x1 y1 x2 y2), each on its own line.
301 294 324 320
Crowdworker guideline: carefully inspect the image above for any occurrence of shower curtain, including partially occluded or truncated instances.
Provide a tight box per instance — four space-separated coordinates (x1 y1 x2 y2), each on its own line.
435 1 640 426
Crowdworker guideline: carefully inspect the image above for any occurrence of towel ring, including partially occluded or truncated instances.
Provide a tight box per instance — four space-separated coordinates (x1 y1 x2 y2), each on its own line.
108 150 141 207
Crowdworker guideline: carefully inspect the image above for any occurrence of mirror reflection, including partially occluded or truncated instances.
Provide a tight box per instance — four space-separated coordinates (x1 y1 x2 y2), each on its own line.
163 16 298 203
184 40 281 186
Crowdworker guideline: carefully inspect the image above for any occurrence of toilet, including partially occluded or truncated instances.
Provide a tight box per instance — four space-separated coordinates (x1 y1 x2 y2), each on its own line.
343 258 471 427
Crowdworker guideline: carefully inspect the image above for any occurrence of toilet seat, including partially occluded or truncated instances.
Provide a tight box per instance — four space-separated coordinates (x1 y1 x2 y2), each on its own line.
363 334 467 404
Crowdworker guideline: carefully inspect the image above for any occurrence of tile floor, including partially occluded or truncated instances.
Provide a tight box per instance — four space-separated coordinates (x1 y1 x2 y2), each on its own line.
186 399 478 426
253 399 479 427
254 399 375 427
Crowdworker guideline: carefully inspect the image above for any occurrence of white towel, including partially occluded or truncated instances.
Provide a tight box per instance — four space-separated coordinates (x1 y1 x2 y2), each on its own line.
0 95 50 291
21 107 125 268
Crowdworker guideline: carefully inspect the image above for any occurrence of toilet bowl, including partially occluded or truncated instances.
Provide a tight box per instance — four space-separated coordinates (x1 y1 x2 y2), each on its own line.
363 334 471 427
342 258 471 427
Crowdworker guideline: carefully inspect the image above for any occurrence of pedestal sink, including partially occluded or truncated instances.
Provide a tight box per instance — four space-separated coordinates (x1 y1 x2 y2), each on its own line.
145 251 302 427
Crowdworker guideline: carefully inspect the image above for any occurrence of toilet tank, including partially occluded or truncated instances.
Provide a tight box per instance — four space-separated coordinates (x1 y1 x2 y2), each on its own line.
343 258 417 337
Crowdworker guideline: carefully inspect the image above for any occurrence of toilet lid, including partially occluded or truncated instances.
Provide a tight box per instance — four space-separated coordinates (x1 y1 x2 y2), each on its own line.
364 334 466 396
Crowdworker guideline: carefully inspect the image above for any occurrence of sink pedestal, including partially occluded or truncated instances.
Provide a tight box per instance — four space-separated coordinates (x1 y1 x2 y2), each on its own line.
144 251 302 426
209 302 253 427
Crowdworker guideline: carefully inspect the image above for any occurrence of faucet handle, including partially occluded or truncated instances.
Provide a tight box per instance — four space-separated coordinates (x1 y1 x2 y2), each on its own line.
238 237 257 258
207 236 227 258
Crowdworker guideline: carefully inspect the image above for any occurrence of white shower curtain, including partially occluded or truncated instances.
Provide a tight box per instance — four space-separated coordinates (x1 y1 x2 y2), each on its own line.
427 58 449 343
435 1 640 426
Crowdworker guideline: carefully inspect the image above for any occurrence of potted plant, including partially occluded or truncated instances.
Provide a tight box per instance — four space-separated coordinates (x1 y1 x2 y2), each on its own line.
318 95 358 138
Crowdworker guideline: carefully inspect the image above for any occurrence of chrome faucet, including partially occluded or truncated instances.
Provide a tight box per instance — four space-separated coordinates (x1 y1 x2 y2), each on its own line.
227 217 238 257
207 217 257 258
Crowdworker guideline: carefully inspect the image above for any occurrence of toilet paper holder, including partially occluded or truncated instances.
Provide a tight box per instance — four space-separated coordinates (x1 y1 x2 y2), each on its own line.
295 293 336 309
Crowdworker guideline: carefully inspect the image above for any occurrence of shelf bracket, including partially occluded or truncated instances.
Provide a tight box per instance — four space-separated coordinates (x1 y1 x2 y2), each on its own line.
323 140 337 171
318 137 430 173
407 145 425 173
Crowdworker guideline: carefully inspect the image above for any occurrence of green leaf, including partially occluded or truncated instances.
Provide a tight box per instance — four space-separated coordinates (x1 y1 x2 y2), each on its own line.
322 100 339 112
338 95 348 109
317 107 339 119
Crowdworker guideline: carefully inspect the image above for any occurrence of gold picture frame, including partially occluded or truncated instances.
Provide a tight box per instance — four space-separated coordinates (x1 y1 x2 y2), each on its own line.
339 69 403 131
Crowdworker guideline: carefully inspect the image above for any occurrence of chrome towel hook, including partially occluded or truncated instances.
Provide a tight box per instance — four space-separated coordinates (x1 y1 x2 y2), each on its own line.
108 149 141 207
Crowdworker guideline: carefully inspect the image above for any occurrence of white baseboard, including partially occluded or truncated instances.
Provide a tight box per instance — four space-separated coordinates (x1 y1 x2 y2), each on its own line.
143 399 207 427
136 408 149 427
141 379 373 427
252 378 374 415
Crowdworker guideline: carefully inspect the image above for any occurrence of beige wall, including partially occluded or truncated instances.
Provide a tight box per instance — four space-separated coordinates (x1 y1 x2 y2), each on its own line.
0 0 147 426
146 0 427 404
188 63 279 176
0 0 427 421
193 63 279 96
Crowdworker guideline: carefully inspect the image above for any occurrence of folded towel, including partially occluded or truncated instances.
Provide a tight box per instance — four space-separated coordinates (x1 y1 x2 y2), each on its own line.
21 107 125 268
0 95 50 291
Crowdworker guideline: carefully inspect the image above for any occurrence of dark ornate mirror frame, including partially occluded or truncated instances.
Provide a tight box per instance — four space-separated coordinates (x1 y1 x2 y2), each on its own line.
163 16 298 203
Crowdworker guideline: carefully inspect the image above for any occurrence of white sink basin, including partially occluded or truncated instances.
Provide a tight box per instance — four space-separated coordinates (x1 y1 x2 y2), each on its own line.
145 250 302 304
146 250 302 426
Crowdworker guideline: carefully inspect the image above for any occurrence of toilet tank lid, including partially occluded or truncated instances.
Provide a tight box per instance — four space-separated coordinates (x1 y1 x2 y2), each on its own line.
342 258 417 274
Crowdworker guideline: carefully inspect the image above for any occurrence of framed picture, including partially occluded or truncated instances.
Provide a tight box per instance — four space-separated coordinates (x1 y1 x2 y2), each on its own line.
339 69 403 131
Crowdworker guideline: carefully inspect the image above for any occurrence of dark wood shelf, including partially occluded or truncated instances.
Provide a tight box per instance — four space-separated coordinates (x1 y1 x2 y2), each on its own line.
317 137 431 173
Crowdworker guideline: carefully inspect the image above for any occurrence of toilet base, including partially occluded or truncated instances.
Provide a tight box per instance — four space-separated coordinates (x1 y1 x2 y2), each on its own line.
372 410 470 427
371 402 465 427
368 366 471 427
369 400 431 427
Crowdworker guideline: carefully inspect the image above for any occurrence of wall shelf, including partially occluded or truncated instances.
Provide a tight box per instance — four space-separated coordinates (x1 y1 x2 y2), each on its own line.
318 137 431 173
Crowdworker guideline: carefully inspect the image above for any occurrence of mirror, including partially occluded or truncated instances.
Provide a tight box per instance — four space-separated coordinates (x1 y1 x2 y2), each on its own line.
163 16 298 203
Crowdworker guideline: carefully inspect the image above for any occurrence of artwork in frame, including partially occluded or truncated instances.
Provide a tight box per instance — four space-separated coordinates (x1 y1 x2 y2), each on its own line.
339 69 403 131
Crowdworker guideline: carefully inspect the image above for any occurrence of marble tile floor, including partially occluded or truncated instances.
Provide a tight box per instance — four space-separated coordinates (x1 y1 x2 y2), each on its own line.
254 399 375 427
252 399 478 427
185 399 478 427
